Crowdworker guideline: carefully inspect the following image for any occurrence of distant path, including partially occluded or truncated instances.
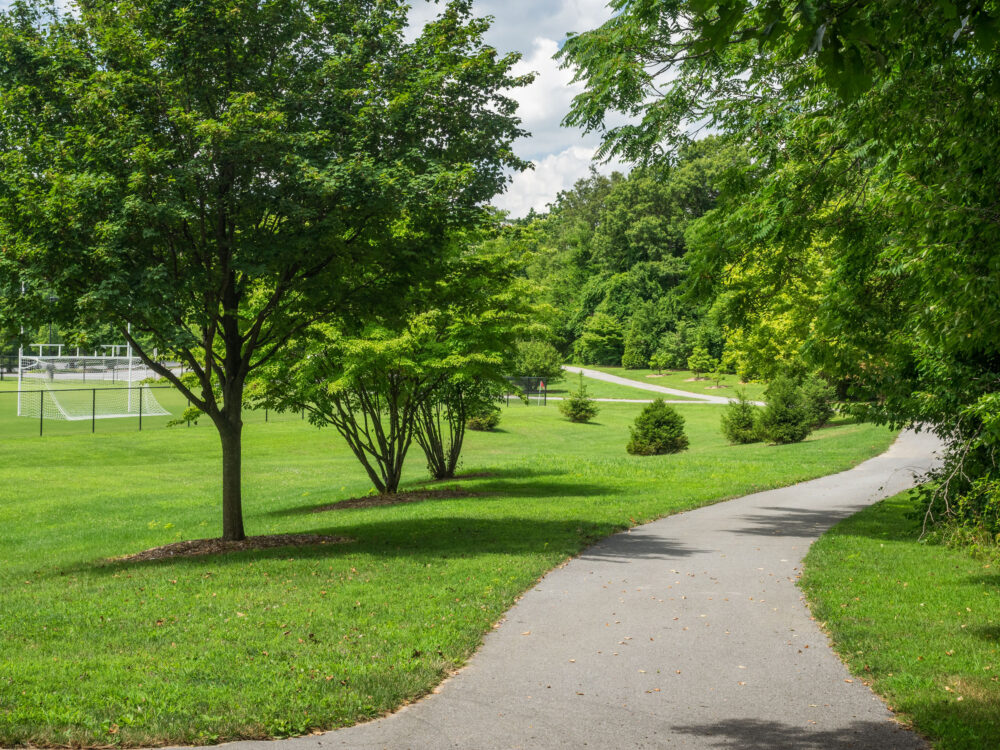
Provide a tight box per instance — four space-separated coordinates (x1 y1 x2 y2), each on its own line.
216 430 941 750
562 365 751 404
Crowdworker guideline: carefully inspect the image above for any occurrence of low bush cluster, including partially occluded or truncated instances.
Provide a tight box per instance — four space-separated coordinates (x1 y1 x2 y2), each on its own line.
721 374 836 445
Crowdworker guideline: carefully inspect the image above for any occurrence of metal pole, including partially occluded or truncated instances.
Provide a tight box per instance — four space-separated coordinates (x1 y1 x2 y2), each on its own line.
92 389 96 434
39 392 43 437
138 387 143 431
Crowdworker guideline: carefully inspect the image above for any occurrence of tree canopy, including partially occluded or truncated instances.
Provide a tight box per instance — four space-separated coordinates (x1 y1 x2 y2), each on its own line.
560 0 1000 534
0 0 531 539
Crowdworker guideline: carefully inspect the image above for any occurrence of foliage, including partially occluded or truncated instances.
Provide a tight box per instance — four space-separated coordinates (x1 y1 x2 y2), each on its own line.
0 0 530 539
800 374 836 428
558 374 600 423
573 312 624 365
252 241 540 492
759 375 812 445
720 392 761 445
559 0 1000 541
626 399 689 455
504 140 734 364
649 350 671 374
512 340 564 382
466 403 501 432
686 346 716 379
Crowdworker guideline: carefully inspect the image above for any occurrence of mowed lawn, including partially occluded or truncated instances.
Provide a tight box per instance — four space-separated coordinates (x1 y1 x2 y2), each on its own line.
1 396 896 747
801 492 1000 749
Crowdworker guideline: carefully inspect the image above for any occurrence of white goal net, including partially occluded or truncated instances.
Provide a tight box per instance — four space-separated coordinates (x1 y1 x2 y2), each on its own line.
17 355 171 421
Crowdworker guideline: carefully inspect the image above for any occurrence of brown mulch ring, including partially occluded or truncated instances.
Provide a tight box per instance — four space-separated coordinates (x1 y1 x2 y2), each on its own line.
111 533 352 563
310 488 480 513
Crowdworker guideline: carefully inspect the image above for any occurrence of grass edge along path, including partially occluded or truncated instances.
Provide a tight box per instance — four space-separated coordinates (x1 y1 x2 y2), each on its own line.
800 491 1000 750
0 404 895 748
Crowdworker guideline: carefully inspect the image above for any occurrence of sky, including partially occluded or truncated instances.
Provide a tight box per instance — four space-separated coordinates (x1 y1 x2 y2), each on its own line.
406 0 624 217
0 0 623 217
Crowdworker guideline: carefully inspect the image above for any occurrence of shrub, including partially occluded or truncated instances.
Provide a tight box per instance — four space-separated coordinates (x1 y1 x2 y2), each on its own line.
573 312 624 365
466 404 501 431
720 391 761 444
558 375 600 423
759 375 812 444
800 374 836 427
627 399 689 455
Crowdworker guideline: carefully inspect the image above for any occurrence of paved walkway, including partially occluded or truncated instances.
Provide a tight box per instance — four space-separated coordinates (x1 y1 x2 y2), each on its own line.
217 429 942 750
561 366 752 404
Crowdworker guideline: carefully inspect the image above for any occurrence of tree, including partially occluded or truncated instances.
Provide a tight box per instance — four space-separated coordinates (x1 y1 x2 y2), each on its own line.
512 340 564 383
687 347 716 380
558 374 600 423
560 1 1000 536
0 0 530 539
573 312 624 365
759 376 812 445
720 391 761 445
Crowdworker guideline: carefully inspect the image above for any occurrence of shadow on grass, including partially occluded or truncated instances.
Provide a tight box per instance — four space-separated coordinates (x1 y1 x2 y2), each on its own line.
79 513 706 575
267 472 609 518
726 504 875 539
668 718 923 749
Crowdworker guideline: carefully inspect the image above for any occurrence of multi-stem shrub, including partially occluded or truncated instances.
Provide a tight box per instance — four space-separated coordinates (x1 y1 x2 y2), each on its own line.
627 399 689 455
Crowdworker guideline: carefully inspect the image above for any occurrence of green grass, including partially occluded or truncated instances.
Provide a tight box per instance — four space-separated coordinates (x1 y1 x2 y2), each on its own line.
589 366 768 401
801 492 1000 749
0 395 897 747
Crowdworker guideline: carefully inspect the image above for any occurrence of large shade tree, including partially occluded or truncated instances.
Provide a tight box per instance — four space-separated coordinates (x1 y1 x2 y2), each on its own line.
560 1 1000 533
0 0 530 540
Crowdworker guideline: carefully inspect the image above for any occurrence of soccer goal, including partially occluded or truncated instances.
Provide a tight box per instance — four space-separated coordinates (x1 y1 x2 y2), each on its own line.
16 354 171 421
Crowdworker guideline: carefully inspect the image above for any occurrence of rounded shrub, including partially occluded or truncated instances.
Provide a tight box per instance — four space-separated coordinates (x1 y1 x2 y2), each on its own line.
466 404 501 432
558 376 600 423
759 375 812 444
720 391 761 444
627 399 689 455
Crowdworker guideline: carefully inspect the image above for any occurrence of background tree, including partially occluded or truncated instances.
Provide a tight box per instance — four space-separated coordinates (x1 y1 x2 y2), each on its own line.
0 0 530 539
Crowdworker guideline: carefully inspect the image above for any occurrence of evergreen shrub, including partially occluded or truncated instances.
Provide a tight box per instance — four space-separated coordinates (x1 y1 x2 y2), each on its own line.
627 399 689 455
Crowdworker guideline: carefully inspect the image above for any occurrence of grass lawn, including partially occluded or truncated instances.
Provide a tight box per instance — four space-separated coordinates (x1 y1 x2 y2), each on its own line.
589 366 768 401
0 393 896 747
801 492 1000 749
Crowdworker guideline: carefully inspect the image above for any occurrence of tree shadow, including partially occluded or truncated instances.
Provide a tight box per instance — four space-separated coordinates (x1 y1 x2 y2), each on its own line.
580 532 710 562
76 515 672 574
726 504 874 538
669 717 924 749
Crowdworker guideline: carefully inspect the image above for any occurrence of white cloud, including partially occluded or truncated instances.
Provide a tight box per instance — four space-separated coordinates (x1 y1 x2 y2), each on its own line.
495 145 625 218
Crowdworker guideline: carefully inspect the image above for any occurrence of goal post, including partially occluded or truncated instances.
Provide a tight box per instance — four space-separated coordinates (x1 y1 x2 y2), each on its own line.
16 354 171 422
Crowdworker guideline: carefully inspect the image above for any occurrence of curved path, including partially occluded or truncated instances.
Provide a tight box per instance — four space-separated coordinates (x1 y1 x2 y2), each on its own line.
218 430 942 750
561 365 752 404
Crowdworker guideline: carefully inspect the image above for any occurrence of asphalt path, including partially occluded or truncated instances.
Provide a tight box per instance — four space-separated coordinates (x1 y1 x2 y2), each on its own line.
560 366 751 404
205 429 942 750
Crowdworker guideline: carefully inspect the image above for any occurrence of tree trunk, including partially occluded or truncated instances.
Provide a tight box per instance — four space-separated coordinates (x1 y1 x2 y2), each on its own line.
218 417 246 541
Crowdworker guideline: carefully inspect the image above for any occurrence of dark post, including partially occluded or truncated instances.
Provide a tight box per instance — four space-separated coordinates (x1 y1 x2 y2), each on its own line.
265 407 268 423
39 392 44 437
138 387 143 431
92 389 96 434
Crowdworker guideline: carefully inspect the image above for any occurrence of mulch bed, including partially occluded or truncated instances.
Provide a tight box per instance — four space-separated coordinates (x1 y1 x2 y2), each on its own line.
111 533 351 563
310 487 479 513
